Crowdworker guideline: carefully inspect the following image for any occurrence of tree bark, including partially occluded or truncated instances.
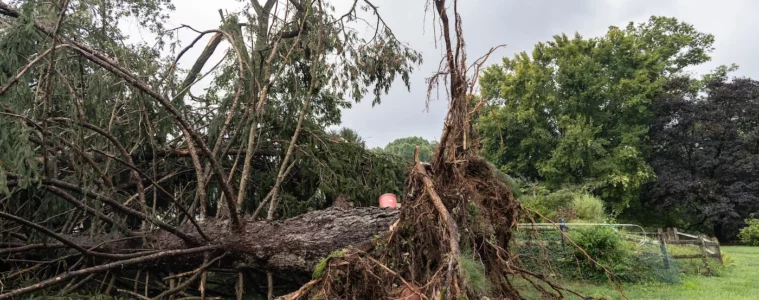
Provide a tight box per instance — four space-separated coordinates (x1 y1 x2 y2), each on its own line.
56 207 399 274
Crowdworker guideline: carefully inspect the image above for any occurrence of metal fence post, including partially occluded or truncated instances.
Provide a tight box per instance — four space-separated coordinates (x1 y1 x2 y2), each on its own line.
560 218 566 251
658 228 670 269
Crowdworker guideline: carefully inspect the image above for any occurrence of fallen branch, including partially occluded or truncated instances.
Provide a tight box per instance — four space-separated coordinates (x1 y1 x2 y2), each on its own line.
0 1 241 227
149 252 228 300
0 245 221 299
0 211 140 260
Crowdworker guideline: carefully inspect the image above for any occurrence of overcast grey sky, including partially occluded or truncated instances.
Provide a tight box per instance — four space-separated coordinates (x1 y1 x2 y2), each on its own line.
125 0 759 148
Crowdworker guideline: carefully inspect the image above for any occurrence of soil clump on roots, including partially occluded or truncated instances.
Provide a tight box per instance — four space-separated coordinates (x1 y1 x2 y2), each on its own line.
283 153 521 300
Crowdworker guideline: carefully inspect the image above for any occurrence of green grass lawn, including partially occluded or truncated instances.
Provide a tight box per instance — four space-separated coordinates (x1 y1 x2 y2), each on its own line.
559 246 759 300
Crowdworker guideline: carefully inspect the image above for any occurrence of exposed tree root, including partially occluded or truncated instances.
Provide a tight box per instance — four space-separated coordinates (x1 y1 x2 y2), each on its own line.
275 0 597 298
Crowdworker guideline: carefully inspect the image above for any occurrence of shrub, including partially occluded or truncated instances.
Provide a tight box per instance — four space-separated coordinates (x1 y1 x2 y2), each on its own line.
482 162 523 200
519 188 579 221
567 226 627 281
502 173 523 200
568 227 632 280
571 193 606 222
459 251 492 296
566 227 680 283
519 195 551 221
738 218 759 246
569 226 625 267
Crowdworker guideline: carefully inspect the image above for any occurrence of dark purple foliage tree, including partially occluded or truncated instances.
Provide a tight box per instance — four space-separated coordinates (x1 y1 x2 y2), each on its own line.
647 76 759 242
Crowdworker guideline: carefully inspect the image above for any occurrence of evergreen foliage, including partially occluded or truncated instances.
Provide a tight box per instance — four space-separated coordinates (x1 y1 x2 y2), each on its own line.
0 0 419 223
0 0 420 297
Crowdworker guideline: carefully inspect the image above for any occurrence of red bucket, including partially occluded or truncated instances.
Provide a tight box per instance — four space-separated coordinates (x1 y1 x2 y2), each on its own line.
378 193 398 209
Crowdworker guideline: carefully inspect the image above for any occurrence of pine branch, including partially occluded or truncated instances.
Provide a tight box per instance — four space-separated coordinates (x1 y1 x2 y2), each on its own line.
41 177 202 245
0 245 221 300
0 1 242 228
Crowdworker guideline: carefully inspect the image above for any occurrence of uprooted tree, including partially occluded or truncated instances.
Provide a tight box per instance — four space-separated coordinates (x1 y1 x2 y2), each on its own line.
0 0 602 299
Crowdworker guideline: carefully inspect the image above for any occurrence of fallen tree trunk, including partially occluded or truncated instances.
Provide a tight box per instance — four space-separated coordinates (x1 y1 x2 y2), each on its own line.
13 207 399 275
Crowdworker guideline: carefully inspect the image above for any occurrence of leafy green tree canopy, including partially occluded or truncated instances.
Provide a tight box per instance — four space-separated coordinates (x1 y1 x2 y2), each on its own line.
477 16 714 213
375 136 438 162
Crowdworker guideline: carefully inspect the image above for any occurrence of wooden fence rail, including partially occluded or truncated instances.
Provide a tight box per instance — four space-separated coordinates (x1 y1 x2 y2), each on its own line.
514 224 723 274
657 227 723 274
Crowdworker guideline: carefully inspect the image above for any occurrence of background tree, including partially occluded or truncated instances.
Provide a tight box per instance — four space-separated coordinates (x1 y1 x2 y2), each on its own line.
328 127 367 148
477 16 715 213
645 75 759 242
375 136 438 162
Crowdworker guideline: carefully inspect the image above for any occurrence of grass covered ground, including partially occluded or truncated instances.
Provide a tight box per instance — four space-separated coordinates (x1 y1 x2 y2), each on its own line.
560 246 759 300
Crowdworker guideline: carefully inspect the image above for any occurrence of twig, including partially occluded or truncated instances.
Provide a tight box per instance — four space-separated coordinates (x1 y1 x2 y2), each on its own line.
0 245 221 299
274 279 321 300
49 119 152 230
513 266 585 299
235 1 307 218
162 253 227 281
41 177 201 245
3 264 42 281
105 271 117 295
150 252 227 300
250 159 296 220
74 147 208 241
0 44 71 96
0 243 66 255
40 0 71 178
258 22 321 220
169 30 226 220
62 273 96 294
117 289 151 300
0 211 140 260
364 255 427 300
42 185 132 234
466 43 507 95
